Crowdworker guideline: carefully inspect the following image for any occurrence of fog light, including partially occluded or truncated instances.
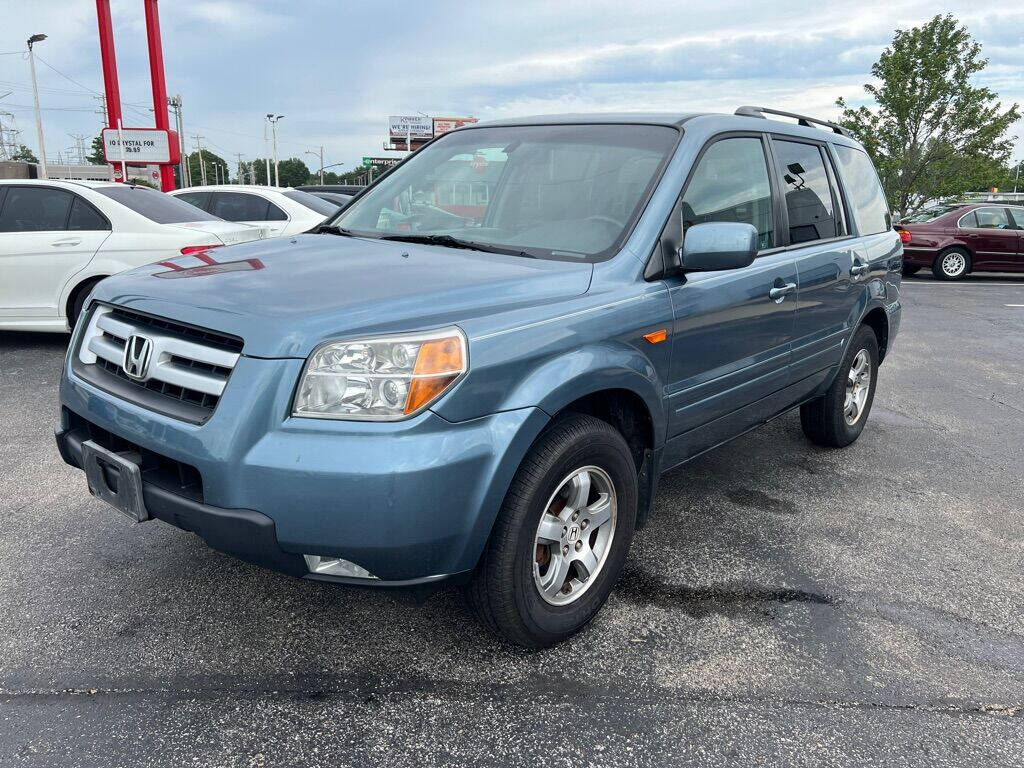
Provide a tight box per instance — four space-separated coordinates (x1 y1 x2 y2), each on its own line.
303 555 378 579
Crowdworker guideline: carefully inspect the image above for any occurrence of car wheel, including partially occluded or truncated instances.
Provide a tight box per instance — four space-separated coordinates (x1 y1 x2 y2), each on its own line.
467 413 638 648
932 248 971 281
68 278 102 330
901 265 921 277
800 325 879 448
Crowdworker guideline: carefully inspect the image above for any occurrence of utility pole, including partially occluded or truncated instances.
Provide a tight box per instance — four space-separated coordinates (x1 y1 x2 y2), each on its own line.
263 117 271 186
234 152 246 185
168 94 188 187
266 114 283 186
192 134 206 185
27 33 48 178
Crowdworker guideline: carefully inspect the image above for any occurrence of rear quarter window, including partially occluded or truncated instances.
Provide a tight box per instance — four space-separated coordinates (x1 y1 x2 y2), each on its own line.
833 145 891 236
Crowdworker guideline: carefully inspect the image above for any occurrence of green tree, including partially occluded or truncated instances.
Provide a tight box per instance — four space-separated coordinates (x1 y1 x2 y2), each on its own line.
275 157 310 187
11 145 38 163
86 136 106 164
836 14 1020 217
186 148 229 185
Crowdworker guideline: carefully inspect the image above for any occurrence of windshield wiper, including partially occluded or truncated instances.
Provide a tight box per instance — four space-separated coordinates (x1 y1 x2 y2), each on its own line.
313 224 357 236
378 233 535 258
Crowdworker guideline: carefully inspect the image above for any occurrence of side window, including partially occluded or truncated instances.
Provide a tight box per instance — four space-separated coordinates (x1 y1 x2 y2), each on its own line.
175 191 211 211
67 196 110 231
210 192 271 221
958 210 977 229
1008 208 1024 229
681 137 775 250
264 202 288 221
833 145 890 235
972 207 1011 229
772 139 839 244
0 186 73 232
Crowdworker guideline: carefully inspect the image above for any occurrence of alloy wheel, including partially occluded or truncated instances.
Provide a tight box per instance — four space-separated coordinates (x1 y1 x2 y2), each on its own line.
844 349 871 425
941 251 967 278
533 466 617 606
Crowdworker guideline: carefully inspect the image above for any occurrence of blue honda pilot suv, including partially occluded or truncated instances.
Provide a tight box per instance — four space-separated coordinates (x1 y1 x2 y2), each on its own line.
57 107 902 647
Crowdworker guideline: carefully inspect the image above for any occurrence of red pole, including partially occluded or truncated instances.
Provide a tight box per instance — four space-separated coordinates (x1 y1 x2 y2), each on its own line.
95 0 123 181
143 0 175 191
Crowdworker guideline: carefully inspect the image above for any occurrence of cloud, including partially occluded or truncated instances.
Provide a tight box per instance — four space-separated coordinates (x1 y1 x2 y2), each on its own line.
1 0 1022 169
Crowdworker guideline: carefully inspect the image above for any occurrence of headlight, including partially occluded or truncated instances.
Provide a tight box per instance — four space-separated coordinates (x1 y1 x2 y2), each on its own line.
293 327 467 420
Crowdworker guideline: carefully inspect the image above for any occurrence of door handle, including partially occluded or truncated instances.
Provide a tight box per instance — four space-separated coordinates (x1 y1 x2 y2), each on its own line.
850 263 870 277
769 282 797 302
51 238 82 247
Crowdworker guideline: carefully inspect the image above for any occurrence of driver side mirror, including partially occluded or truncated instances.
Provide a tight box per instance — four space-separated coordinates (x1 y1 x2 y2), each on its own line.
676 222 758 272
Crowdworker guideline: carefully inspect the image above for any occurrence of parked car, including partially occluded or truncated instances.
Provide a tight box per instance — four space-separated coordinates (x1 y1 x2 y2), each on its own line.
0 179 267 332
307 191 352 209
898 203 1024 279
169 185 337 237
297 184 366 196
56 108 902 647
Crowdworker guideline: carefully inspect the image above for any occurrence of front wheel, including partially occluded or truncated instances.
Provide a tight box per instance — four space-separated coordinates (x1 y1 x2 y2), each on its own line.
467 414 638 648
800 325 879 448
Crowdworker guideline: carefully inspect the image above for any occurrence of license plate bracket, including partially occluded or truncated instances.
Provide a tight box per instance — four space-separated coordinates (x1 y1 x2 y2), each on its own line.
82 439 150 522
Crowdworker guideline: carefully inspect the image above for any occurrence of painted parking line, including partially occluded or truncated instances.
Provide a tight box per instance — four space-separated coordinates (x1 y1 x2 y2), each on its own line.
1006 304 1024 307
902 282 1024 287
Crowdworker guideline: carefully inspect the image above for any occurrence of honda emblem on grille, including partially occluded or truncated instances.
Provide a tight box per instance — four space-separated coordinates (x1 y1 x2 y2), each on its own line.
122 335 153 381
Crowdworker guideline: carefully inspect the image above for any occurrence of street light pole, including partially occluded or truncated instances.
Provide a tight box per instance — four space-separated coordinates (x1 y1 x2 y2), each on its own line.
27 34 48 179
266 114 283 186
306 146 324 184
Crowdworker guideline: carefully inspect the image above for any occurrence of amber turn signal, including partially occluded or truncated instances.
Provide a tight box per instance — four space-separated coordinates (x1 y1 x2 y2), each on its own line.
643 329 668 344
405 335 466 414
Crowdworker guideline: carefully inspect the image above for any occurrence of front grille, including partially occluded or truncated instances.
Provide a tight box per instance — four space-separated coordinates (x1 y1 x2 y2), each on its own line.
107 305 243 353
72 304 242 424
66 410 204 502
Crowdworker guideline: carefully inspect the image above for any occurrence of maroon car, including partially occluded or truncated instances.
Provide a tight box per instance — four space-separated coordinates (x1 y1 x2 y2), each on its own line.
898 203 1024 280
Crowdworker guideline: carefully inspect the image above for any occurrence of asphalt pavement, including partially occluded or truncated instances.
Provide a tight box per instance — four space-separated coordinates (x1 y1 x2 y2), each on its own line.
1 273 1022 767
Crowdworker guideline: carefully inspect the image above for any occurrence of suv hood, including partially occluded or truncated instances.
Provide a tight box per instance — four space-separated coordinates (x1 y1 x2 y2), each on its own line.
91 234 593 358
168 220 270 245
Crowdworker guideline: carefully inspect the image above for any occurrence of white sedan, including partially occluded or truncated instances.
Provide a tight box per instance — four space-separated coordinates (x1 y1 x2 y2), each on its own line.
0 179 267 332
169 185 338 237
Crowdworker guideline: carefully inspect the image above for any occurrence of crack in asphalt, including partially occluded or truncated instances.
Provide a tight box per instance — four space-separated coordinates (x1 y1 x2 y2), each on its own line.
0 683 1020 719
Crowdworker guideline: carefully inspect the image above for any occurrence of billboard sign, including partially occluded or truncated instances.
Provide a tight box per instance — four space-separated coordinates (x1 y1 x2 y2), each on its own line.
433 116 478 137
388 115 433 142
362 156 403 168
101 127 178 164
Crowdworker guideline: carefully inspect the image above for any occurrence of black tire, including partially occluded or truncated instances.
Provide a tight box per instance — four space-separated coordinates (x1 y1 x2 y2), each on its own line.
800 325 879 448
901 265 921 277
68 278 102 330
931 247 971 281
467 414 638 648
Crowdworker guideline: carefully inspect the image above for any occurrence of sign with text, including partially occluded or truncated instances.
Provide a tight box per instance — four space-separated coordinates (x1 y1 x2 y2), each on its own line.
362 156 403 168
101 128 177 164
433 116 477 137
388 115 433 142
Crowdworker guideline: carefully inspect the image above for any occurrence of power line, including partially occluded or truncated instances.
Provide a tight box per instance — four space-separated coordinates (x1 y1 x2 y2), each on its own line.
34 55 102 96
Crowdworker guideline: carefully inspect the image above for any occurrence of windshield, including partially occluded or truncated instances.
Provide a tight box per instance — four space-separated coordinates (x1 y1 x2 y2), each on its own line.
904 205 959 223
329 124 678 261
283 189 339 216
95 185 221 224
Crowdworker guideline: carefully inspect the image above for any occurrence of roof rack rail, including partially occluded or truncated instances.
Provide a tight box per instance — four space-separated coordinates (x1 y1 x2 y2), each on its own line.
734 106 851 138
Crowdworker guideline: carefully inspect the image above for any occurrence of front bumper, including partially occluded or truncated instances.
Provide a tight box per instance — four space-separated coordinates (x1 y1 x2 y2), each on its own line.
59 354 548 584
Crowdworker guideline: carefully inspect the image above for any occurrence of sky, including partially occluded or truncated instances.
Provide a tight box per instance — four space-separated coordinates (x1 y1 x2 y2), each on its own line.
2 0 1023 177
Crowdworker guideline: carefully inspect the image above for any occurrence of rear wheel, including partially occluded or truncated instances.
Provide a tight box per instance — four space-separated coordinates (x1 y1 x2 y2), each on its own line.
932 248 970 281
800 325 879 448
467 414 638 648
68 278 103 330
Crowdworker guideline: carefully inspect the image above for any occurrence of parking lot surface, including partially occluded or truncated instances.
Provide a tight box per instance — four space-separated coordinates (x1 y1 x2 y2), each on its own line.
1 274 1023 767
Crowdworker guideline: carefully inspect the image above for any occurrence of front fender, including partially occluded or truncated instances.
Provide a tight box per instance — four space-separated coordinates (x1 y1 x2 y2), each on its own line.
501 342 667 447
